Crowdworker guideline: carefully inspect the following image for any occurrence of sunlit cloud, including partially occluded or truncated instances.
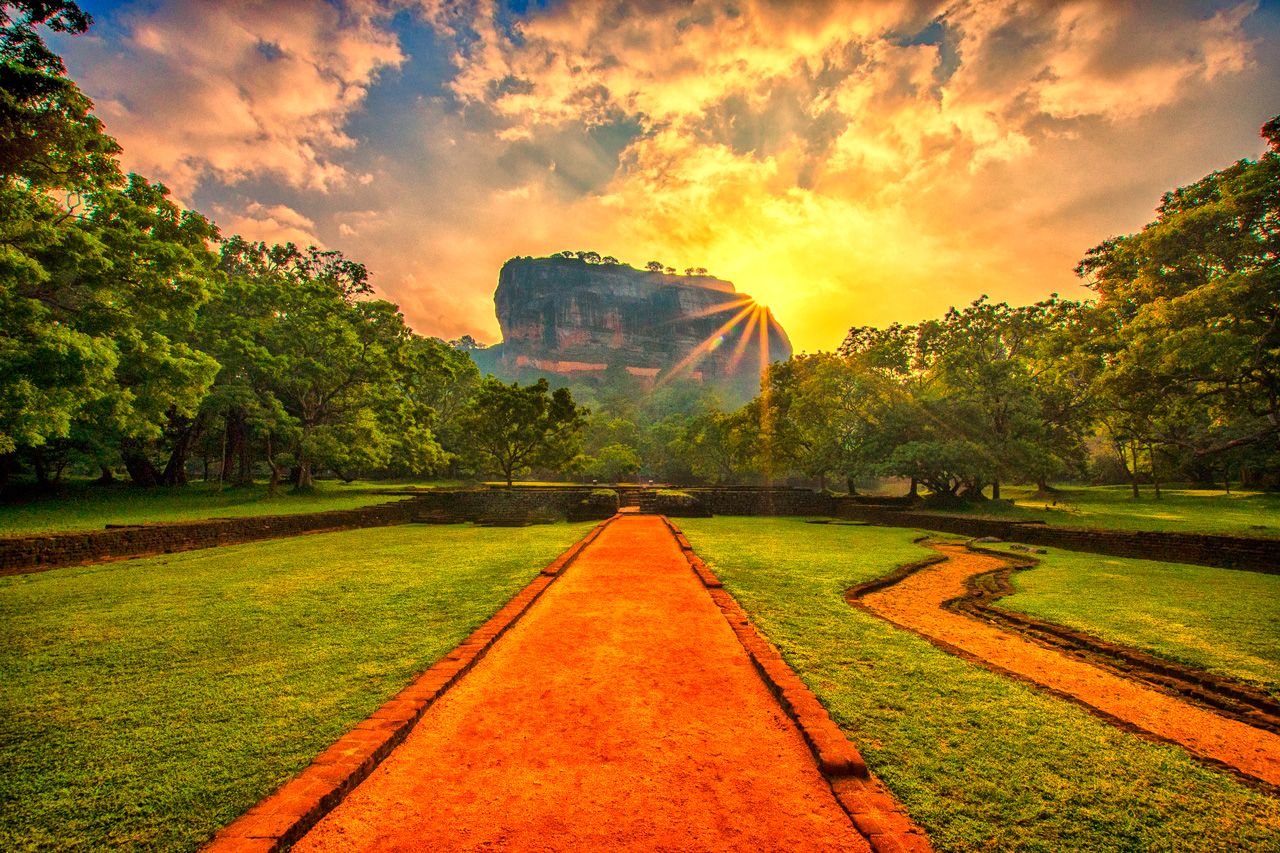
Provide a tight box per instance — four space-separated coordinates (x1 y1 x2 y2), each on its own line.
66 0 404 197
57 0 1279 351
212 201 325 248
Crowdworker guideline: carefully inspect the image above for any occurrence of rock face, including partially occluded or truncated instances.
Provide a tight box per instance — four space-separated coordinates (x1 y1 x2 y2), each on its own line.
491 257 792 391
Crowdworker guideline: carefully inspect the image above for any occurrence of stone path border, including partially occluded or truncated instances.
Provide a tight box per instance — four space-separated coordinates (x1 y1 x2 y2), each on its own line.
203 516 616 853
663 518 933 853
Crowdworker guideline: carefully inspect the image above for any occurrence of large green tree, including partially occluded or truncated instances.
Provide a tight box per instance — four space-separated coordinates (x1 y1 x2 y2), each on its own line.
458 378 587 487
1077 116 1280 472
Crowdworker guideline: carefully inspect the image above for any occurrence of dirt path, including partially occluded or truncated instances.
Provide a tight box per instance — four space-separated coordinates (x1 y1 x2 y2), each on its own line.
857 542 1280 788
294 515 868 852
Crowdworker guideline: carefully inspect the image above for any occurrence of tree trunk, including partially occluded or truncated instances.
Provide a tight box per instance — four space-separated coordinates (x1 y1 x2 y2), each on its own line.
32 449 49 487
846 476 858 496
221 411 239 482
295 461 315 491
1149 443 1161 500
991 477 1001 501
908 477 919 499
161 415 204 487
1129 443 1140 498
122 444 160 487
265 434 283 497
236 425 253 485
1224 464 1231 495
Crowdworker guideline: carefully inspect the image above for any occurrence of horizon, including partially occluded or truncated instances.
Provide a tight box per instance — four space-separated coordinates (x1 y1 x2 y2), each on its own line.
55 0 1280 352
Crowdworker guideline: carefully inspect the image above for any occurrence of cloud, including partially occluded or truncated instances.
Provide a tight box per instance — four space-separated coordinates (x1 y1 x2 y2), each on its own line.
57 0 1275 351
213 201 324 248
67 0 405 197
387 0 1262 347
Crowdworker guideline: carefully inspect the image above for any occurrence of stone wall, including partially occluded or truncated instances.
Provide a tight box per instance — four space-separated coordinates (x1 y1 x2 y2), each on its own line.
0 499 435 576
0 488 619 575
688 488 836 516
832 502 1279 574
413 487 616 523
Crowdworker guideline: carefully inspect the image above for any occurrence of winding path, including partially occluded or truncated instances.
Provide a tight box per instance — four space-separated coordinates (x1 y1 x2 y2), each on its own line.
293 515 869 852
855 542 1280 788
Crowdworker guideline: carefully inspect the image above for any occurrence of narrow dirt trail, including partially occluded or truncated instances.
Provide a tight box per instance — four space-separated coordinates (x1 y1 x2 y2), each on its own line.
859 543 1280 788
294 515 868 852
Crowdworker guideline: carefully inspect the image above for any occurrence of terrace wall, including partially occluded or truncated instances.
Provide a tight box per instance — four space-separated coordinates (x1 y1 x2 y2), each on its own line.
0 488 619 575
687 488 836 516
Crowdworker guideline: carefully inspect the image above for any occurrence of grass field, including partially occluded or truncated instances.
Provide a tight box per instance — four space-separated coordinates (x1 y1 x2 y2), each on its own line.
0 521 593 850
987 543 1280 697
927 484 1280 538
0 480 463 537
678 517 1280 852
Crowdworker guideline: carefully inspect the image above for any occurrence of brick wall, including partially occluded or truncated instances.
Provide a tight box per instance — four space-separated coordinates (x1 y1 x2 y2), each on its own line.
0 499 435 576
832 502 1279 574
688 488 836 516
0 488 621 575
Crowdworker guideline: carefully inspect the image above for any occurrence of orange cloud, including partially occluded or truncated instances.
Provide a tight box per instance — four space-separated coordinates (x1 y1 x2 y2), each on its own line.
60 1 1274 352
213 202 324 248
73 0 404 197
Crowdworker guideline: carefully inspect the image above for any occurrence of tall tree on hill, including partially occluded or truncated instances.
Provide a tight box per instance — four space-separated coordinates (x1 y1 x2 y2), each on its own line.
458 378 587 487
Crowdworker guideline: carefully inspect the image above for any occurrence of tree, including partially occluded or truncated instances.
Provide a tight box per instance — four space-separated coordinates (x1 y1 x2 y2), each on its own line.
458 378 587 486
645 260 664 272
584 443 641 482
1 1 119 191
1077 114 1280 466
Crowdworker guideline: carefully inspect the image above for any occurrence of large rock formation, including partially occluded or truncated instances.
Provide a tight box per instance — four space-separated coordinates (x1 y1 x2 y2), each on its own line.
489 256 792 393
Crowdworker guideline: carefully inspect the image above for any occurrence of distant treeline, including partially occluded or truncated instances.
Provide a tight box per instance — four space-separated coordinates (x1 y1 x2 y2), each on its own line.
701 115 1280 495
565 115 1280 495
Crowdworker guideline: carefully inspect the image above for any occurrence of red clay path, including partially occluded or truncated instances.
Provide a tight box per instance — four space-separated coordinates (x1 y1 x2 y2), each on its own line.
859 542 1280 788
294 515 869 852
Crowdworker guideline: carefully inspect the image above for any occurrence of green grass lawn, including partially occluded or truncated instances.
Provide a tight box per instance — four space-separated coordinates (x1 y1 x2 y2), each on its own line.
678 517 1280 853
986 543 1280 697
0 479 465 537
925 484 1280 538
0 521 593 850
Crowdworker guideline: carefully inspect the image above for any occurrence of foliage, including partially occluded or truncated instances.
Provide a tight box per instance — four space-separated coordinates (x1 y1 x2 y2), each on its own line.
583 442 641 482
0 12 486 493
733 114 1280 496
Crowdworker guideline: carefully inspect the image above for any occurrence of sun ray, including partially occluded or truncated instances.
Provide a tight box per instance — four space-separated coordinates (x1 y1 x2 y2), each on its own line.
674 295 756 322
757 307 774 484
726 304 765 374
654 302 757 388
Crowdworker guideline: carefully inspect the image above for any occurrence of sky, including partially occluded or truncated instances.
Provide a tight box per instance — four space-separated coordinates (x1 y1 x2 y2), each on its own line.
54 0 1280 353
